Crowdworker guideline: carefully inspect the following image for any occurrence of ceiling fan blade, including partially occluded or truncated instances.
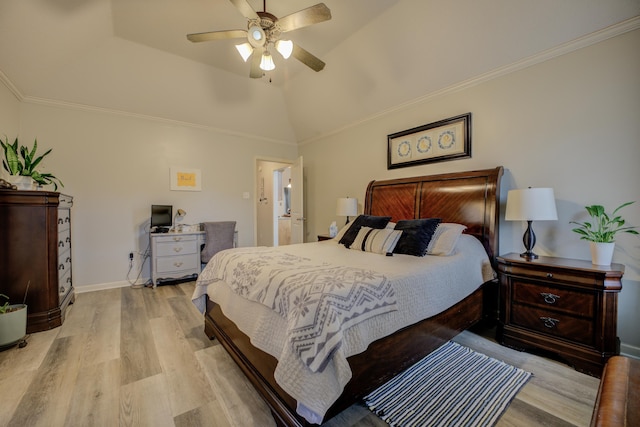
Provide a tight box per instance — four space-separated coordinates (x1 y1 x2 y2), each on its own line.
229 0 259 20
187 29 247 43
292 44 325 72
278 3 331 33
250 46 265 79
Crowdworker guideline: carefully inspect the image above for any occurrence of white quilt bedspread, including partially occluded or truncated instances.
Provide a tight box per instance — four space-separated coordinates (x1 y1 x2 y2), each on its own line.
192 234 494 424
195 247 397 373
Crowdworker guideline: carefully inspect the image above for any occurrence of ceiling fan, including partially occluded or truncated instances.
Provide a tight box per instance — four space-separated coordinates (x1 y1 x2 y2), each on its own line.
187 0 331 78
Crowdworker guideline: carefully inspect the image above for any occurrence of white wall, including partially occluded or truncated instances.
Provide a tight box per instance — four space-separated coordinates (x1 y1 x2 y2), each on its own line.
299 29 640 355
14 102 298 289
0 81 20 149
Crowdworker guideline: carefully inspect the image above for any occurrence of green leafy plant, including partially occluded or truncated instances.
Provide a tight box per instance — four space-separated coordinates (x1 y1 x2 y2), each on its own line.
0 294 10 314
1 136 63 190
570 202 638 243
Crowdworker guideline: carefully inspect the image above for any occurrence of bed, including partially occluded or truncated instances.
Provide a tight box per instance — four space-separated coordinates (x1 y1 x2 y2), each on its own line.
192 166 503 426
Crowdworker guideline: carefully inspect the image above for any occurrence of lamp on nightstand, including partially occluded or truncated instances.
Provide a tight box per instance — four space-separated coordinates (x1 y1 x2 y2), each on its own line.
505 187 558 259
336 197 358 225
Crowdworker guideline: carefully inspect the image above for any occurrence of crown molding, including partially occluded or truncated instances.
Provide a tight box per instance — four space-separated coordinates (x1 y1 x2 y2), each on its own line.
20 96 297 146
0 69 24 101
299 16 640 146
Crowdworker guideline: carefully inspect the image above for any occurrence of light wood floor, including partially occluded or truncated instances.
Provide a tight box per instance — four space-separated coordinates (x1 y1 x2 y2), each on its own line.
0 282 600 426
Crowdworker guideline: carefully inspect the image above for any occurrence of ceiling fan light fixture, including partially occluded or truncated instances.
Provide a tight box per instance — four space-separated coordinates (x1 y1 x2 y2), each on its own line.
247 24 266 48
259 50 275 71
275 40 293 59
235 42 254 62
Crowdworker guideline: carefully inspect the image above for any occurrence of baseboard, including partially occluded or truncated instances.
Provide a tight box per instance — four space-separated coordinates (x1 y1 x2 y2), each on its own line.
74 278 149 293
620 342 640 360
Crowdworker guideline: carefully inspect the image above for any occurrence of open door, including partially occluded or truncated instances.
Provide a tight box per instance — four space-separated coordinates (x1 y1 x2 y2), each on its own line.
290 156 304 244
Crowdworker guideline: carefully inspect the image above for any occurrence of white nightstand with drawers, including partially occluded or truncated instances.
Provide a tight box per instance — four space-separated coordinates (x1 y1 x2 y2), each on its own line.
150 231 205 287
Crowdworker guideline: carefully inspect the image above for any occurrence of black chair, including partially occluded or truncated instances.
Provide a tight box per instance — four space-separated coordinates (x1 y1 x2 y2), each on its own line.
201 221 236 265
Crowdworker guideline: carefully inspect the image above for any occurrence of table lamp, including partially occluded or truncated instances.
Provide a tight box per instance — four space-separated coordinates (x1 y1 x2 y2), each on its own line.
336 197 358 225
505 187 558 259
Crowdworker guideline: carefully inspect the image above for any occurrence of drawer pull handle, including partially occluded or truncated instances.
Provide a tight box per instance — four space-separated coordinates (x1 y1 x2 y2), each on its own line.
60 286 65 293
540 292 560 304
173 237 182 241
59 241 64 247
67 277 72 283
58 218 64 224
66 237 71 243
173 247 183 253
59 264 65 270
546 273 553 278
540 316 559 329
174 261 183 267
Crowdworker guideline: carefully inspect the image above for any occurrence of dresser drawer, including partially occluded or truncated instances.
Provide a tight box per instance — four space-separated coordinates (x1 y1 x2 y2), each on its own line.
512 280 595 318
154 234 197 244
511 304 594 346
156 255 199 274
156 240 198 257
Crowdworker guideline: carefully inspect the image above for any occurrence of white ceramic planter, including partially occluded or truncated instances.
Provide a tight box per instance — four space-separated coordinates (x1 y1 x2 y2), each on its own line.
0 304 27 347
590 242 615 266
7 175 35 190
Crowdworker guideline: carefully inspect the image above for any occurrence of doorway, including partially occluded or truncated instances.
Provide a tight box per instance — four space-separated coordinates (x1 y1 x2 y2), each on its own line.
255 157 304 247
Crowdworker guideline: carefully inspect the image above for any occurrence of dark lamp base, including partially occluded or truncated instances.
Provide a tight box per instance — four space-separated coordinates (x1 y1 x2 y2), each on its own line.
520 251 539 259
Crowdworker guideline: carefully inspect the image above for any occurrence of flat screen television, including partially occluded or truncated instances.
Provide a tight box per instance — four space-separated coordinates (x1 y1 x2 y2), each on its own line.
150 204 172 232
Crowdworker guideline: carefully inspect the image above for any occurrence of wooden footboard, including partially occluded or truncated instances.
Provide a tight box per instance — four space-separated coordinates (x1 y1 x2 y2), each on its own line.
204 285 485 426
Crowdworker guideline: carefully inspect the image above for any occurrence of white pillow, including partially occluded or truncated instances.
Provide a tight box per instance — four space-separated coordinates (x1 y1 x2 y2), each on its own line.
350 226 402 255
333 221 353 241
426 223 467 256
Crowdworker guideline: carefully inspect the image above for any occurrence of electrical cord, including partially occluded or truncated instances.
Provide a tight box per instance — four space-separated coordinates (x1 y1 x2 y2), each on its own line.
127 229 151 288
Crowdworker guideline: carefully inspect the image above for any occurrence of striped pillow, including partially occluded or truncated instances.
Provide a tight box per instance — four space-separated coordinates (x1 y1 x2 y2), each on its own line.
350 226 402 255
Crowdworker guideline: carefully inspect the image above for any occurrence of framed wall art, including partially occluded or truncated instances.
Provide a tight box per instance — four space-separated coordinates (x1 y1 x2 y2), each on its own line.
170 167 202 191
387 113 471 169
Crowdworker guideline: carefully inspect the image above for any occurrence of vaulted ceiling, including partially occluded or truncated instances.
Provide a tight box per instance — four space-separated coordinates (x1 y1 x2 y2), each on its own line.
1 0 638 143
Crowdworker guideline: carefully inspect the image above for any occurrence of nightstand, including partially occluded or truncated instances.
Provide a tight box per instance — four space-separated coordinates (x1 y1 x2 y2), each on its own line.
496 253 624 377
317 234 333 241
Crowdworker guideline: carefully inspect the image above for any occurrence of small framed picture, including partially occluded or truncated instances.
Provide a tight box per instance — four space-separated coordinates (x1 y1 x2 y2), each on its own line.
170 167 201 191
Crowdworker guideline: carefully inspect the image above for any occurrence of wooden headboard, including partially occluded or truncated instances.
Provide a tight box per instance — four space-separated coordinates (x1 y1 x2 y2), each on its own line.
364 166 504 262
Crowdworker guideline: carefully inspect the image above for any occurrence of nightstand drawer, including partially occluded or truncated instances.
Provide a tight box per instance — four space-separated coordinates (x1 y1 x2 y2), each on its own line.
500 264 598 286
511 305 594 346
155 240 198 257
512 280 595 318
156 255 199 273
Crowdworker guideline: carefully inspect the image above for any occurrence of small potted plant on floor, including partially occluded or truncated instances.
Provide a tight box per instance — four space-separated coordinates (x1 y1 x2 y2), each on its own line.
0 293 27 348
570 202 638 265
1 136 63 190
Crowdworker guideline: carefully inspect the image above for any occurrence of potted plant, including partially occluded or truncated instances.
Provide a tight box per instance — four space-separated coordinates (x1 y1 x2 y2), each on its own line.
1 136 63 190
570 201 638 265
0 293 27 348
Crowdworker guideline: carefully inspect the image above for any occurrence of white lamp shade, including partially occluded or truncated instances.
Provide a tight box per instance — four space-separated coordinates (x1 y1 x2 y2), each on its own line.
275 40 293 59
505 188 558 221
235 43 253 62
336 197 358 217
259 51 275 71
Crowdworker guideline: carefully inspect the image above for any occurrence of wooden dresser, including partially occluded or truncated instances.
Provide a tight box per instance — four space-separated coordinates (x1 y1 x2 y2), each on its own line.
0 190 75 333
497 253 623 377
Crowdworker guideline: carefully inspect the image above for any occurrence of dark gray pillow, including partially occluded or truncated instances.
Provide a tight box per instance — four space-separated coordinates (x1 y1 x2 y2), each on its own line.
393 218 442 256
339 215 392 248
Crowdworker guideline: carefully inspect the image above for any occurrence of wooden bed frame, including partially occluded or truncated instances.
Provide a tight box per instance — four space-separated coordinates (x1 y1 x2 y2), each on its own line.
203 166 504 426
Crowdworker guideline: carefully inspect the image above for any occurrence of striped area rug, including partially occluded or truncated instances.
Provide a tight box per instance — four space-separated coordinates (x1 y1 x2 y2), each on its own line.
364 341 531 427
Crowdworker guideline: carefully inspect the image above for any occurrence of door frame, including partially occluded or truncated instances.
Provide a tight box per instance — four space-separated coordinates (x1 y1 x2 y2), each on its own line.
254 156 294 247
